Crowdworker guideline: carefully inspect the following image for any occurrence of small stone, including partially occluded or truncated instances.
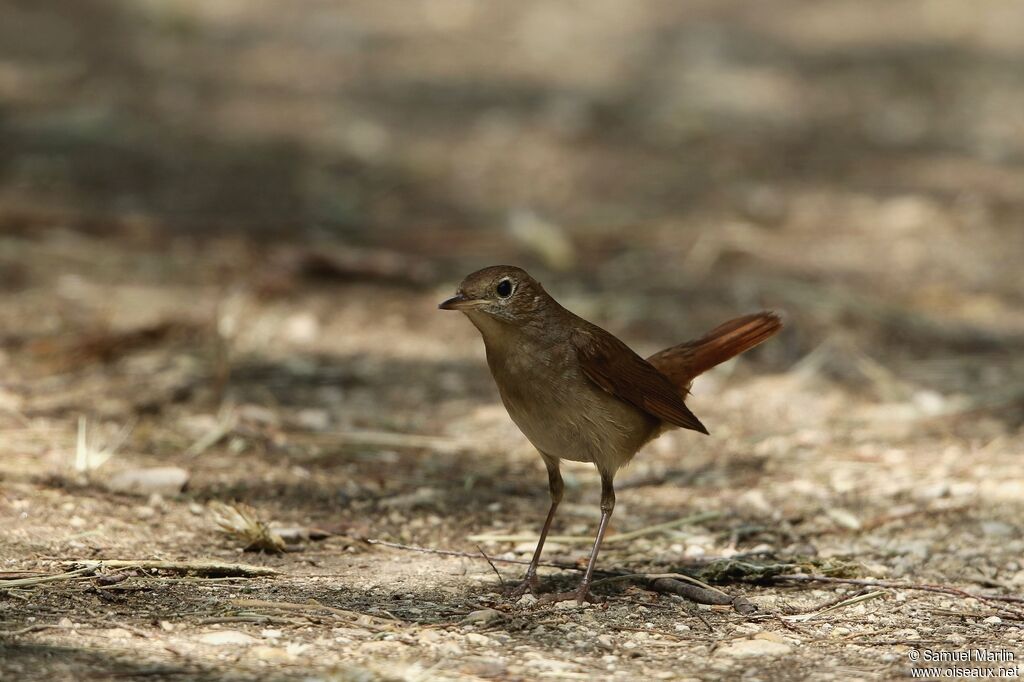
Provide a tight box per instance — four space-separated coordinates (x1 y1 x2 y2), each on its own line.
380 487 440 509
826 508 861 530
295 408 330 431
159 621 174 632
261 628 283 639
983 616 1002 625
195 630 259 646
913 390 947 416
717 638 792 658
134 506 156 519
418 630 443 645
524 658 579 672
736 489 772 515
106 467 189 496
100 628 133 639
251 645 290 662
745 595 783 610
465 632 492 645
517 594 538 606
980 521 1015 538
439 642 464 656
285 642 308 657
913 482 949 501
359 640 408 655
462 608 504 625
282 312 319 344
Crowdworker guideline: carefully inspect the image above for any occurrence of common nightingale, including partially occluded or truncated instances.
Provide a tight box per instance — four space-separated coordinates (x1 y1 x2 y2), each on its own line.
440 265 782 603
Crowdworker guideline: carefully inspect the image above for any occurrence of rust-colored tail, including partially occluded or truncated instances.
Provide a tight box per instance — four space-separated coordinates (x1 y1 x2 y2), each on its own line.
646 311 783 390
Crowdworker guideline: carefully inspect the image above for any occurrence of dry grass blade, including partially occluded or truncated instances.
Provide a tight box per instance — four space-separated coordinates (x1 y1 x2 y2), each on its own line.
209 501 286 553
785 589 889 622
75 416 135 473
185 405 238 458
0 565 97 589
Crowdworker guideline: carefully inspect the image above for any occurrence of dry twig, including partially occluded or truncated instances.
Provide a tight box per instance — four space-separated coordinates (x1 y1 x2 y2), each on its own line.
784 589 889 622
68 560 278 577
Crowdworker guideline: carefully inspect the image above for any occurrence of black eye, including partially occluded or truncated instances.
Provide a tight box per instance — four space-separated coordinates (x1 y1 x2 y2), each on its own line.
496 279 514 299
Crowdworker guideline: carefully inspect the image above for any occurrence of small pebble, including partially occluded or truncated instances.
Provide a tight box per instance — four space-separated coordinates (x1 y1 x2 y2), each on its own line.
195 630 259 646
462 608 504 625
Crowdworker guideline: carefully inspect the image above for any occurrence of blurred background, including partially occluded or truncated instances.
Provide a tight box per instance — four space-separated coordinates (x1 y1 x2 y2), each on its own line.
4 0 1024 504
4 0 1024 422
3 1 1024 677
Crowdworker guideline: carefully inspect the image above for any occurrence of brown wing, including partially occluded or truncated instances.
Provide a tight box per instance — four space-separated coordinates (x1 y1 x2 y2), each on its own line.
647 312 782 390
572 326 709 435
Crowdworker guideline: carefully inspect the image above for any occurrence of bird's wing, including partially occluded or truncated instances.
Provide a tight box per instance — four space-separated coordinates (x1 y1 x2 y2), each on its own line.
572 326 709 434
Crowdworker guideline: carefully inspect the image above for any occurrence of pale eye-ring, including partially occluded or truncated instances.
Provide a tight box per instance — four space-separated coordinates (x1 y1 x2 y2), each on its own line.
495 278 514 299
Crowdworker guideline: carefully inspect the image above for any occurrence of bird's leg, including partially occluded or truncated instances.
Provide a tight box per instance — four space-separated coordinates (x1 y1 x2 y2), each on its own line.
542 470 615 605
507 455 563 599
574 471 615 603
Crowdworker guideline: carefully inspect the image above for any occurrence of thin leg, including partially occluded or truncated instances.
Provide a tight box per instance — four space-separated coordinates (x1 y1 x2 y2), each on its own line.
508 455 563 598
540 470 616 605
574 471 615 602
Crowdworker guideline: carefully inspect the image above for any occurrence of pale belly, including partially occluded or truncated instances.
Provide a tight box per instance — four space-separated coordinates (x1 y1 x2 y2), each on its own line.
485 343 661 473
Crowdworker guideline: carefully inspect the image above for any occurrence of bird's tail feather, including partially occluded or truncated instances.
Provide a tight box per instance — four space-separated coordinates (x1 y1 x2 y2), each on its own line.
646 312 782 389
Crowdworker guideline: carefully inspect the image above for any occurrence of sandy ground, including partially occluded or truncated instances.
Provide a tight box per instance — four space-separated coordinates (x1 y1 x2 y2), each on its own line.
2 1 1024 680
1 230 1022 681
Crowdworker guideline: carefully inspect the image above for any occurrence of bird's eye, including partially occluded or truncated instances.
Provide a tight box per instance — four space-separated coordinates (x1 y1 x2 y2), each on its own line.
496 278 514 299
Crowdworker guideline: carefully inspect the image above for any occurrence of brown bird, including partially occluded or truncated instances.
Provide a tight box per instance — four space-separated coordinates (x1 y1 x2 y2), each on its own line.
440 265 782 602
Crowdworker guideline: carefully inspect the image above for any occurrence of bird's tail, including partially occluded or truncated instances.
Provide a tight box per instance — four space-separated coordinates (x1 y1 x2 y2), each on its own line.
646 312 782 390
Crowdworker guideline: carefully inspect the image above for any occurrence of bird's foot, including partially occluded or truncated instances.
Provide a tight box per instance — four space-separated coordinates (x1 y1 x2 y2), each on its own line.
505 575 539 601
539 587 604 605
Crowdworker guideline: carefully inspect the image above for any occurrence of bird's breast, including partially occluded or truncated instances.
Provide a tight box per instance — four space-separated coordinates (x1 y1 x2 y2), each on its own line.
483 334 659 472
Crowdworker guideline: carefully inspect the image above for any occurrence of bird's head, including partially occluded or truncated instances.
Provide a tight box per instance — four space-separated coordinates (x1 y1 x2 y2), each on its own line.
439 265 550 327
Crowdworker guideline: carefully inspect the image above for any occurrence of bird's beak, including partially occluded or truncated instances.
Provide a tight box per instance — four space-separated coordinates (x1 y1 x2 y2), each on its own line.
439 294 486 311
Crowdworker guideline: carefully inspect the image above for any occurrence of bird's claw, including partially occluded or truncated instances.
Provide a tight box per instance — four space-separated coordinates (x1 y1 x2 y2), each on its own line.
505 575 539 600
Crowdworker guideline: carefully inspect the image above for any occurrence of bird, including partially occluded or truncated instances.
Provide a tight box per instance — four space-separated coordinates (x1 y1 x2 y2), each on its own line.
439 265 782 603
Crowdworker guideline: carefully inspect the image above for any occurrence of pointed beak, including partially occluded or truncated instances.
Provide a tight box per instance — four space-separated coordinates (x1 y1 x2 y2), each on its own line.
438 293 486 311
